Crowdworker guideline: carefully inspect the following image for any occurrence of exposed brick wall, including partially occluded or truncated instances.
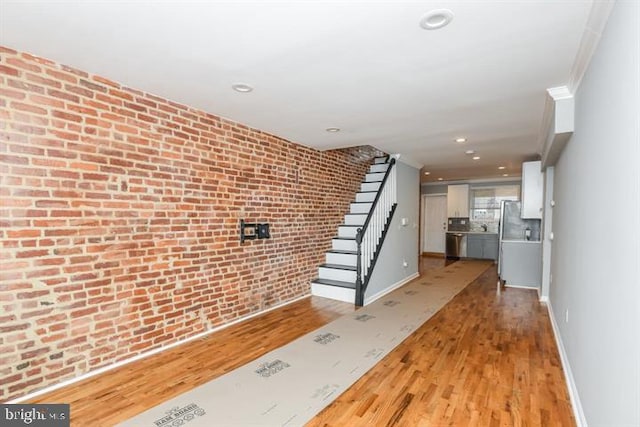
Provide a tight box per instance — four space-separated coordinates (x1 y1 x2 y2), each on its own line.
0 46 383 401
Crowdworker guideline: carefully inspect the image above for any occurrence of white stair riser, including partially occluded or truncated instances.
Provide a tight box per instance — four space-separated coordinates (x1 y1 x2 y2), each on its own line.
374 157 387 164
365 172 385 182
355 192 376 202
319 267 357 282
369 164 389 173
361 182 381 192
326 252 357 266
332 239 356 251
350 203 372 213
311 283 355 303
338 226 358 238
344 214 366 225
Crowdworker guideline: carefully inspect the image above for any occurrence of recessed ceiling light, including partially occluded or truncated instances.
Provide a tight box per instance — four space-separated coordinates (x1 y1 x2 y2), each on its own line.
503 174 509 177
419 9 454 30
325 127 341 133
498 166 506 170
437 177 443 181
465 150 475 155
472 156 480 160
231 83 253 93
455 137 467 143
424 171 430 175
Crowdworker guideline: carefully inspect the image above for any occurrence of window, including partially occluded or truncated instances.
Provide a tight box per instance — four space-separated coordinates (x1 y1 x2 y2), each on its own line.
470 185 520 222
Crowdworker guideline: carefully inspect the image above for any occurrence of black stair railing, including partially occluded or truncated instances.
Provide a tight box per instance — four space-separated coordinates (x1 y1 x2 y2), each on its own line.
355 157 397 306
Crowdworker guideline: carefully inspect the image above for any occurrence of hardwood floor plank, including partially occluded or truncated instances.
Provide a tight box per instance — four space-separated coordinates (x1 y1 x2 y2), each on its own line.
306 267 574 427
28 261 574 427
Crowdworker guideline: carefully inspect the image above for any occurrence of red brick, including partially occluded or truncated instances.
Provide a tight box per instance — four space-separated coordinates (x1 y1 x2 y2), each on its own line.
0 324 29 333
16 250 49 258
21 347 50 360
0 88 26 99
0 47 383 401
25 268 60 279
52 110 83 122
26 73 62 89
0 374 23 386
8 377 43 393
0 64 20 76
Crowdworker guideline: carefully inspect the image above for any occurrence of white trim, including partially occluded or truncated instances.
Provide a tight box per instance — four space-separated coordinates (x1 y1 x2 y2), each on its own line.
539 295 549 303
8 293 311 404
389 152 423 169
567 0 615 93
539 0 614 160
364 272 420 305
547 86 573 100
546 300 587 427
504 284 539 291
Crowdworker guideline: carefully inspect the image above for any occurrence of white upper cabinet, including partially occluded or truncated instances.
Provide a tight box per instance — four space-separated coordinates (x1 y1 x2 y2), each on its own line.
521 161 543 219
447 184 469 218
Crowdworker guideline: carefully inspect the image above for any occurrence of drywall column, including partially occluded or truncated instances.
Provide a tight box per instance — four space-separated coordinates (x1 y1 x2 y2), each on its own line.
540 166 554 301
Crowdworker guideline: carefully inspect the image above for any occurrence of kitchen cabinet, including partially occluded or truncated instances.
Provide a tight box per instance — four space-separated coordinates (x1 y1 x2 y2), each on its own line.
447 184 469 218
500 240 542 288
467 233 498 261
521 161 543 219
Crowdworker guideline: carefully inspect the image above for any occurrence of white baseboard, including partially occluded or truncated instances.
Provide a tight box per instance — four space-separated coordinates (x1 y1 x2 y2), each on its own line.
364 272 420 305
546 301 587 427
504 284 539 290
8 293 311 404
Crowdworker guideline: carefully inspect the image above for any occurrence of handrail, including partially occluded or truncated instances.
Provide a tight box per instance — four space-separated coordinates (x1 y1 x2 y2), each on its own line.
355 157 397 306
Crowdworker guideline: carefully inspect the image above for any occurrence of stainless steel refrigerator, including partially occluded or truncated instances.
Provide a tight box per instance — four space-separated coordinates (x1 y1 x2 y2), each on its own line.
497 201 542 287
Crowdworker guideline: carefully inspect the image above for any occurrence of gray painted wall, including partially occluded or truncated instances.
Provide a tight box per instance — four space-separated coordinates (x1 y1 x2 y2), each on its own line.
420 180 522 195
365 161 420 301
550 2 639 425
421 184 447 195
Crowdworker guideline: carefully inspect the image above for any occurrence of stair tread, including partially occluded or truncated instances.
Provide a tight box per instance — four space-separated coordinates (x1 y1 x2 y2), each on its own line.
345 213 367 216
357 191 378 193
319 263 357 271
339 224 361 228
327 250 357 255
311 278 356 289
333 237 355 241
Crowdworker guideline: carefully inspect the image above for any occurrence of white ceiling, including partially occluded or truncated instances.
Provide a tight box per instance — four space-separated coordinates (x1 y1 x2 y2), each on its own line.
0 1 594 182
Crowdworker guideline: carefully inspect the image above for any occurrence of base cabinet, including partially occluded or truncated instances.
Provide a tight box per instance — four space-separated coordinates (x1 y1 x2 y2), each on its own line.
500 241 542 287
466 234 498 261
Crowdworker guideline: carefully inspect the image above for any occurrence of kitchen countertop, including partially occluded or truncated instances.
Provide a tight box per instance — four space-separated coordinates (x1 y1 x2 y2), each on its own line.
446 231 498 235
501 239 542 244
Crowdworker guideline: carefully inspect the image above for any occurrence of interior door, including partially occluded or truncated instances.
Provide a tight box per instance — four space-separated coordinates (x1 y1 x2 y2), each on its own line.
422 195 447 253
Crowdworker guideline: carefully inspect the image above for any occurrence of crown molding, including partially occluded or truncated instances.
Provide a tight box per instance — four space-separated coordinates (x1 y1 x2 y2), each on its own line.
538 1 614 166
567 0 615 93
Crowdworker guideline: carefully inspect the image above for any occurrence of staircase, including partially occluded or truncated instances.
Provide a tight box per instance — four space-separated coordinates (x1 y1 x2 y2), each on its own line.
311 156 397 306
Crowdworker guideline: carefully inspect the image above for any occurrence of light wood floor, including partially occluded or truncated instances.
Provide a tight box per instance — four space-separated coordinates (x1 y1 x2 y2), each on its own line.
31 259 574 426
